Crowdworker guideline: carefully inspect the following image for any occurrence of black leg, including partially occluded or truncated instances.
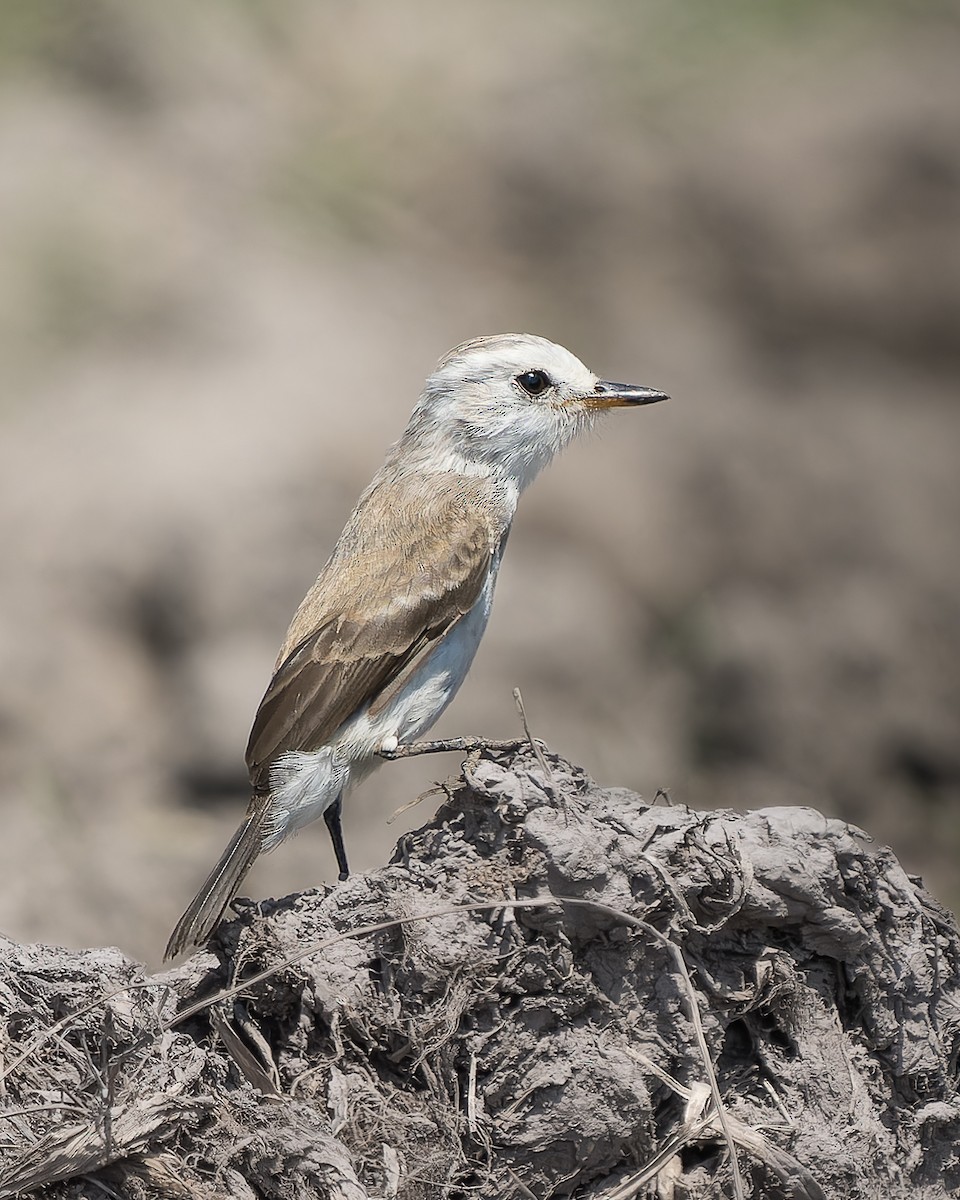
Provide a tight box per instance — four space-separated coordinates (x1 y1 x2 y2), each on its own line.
323 794 350 882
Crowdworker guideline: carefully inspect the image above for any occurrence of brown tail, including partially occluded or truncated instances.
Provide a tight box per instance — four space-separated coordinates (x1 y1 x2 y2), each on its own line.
164 797 270 960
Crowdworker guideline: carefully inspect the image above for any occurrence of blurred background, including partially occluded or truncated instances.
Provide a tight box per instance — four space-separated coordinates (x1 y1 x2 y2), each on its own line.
0 1 957 967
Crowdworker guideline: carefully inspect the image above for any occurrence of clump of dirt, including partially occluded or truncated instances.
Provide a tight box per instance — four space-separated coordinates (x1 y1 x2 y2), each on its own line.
1 747 958 1198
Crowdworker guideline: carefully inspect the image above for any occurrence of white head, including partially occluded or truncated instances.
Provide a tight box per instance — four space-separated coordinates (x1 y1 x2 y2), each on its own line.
400 333 667 490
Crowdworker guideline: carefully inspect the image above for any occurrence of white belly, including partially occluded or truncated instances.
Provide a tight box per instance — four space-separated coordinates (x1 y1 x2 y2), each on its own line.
261 563 498 849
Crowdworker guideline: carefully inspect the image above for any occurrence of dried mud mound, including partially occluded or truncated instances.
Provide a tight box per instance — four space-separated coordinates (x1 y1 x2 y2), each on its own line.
1 747 958 1199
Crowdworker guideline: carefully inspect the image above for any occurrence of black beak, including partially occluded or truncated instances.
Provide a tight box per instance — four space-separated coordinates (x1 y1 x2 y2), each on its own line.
587 381 670 408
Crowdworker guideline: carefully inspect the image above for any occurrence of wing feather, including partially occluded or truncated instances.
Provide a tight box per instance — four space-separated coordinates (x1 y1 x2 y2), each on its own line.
245 488 496 790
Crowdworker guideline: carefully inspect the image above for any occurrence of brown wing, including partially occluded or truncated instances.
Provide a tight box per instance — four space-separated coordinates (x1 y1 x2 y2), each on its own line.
244 498 495 791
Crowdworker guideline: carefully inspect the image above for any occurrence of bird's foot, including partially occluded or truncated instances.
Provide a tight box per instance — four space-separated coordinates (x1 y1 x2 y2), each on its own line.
378 736 529 760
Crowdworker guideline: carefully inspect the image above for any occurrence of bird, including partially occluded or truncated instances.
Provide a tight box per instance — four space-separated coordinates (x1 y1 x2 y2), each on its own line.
164 333 667 958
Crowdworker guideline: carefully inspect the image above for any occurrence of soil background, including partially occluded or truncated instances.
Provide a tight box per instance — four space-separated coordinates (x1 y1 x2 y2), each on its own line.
0 2 958 969
2 748 958 1199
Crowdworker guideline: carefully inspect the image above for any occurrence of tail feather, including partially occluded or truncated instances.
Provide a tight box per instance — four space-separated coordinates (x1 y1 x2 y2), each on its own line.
165 798 270 960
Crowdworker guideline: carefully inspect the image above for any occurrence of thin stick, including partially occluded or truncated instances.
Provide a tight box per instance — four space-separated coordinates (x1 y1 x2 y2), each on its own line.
466 1052 478 1137
505 1166 539 1200
512 688 552 782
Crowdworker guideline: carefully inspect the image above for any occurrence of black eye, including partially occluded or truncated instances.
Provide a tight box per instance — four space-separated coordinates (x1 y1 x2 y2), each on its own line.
516 369 552 397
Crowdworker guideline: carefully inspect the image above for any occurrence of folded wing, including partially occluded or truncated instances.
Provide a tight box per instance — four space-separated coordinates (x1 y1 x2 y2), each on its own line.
245 492 496 791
